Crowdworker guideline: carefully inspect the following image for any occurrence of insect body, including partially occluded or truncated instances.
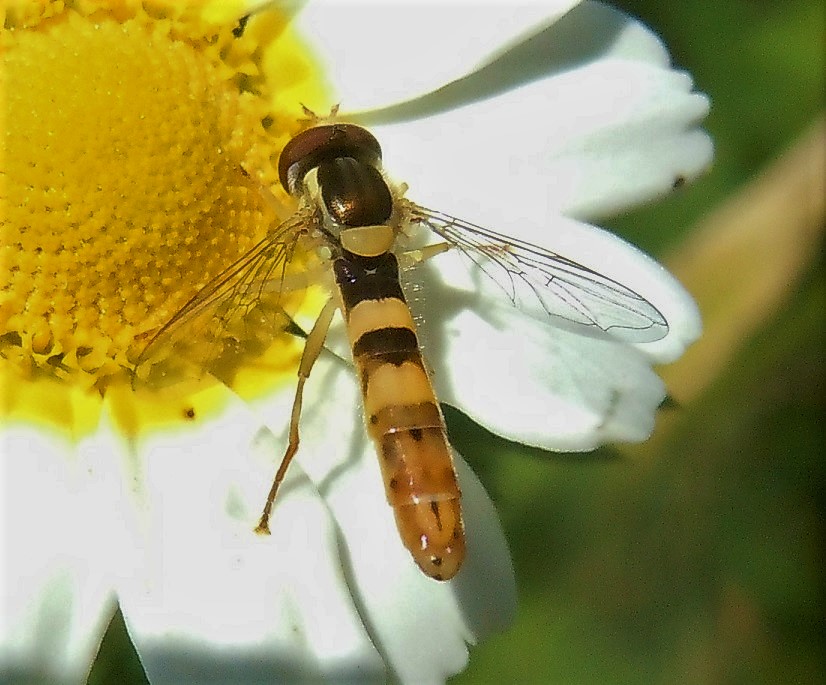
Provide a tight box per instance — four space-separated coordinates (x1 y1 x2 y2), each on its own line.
280 125 464 579
136 122 669 581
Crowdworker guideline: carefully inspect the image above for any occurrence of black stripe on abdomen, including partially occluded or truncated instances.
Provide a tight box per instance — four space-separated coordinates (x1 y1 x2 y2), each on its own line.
353 327 418 359
333 252 405 311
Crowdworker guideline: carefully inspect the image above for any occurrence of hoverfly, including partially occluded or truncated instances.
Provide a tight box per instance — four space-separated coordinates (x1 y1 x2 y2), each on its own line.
135 122 667 580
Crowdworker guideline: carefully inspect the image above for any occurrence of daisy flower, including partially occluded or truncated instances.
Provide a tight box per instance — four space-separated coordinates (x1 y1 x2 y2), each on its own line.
0 1 711 683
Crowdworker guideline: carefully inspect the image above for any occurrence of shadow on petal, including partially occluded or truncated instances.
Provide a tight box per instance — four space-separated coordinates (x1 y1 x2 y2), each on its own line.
450 456 517 642
357 3 634 124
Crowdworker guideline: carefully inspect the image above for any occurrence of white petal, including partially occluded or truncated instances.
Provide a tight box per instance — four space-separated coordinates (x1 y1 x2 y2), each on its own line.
250 352 516 682
368 2 710 222
439 454 516 641
297 0 581 112
115 390 383 683
0 424 120 684
414 261 668 451
410 212 702 449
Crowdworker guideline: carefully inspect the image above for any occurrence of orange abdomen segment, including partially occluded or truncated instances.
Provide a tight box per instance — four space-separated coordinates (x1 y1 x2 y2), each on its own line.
393 498 465 581
375 418 464 580
362 360 465 580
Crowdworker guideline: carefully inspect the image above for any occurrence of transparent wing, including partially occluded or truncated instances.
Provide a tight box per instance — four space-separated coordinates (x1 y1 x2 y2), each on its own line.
406 204 668 343
133 209 319 388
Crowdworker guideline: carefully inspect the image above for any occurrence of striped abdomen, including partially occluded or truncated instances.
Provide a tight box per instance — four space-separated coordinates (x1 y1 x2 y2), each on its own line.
333 250 465 580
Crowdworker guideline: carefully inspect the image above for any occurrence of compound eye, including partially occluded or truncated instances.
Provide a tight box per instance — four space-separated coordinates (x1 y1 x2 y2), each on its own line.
278 124 383 196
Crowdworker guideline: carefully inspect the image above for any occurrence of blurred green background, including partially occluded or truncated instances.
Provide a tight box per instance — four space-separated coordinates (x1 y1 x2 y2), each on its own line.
88 1 824 683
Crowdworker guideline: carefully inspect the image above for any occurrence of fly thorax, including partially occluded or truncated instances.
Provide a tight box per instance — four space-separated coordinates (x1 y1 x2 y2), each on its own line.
310 156 399 257
316 156 392 226
303 170 397 259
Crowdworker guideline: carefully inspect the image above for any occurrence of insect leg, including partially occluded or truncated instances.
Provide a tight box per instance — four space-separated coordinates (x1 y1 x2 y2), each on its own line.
254 297 339 535
397 242 451 270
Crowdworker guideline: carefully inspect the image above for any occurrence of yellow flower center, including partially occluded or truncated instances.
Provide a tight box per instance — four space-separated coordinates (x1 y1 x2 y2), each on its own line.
1 0 329 433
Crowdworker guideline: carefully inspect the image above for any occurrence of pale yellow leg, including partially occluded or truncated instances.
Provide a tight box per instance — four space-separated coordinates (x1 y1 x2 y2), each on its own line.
255 297 339 534
397 242 451 270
